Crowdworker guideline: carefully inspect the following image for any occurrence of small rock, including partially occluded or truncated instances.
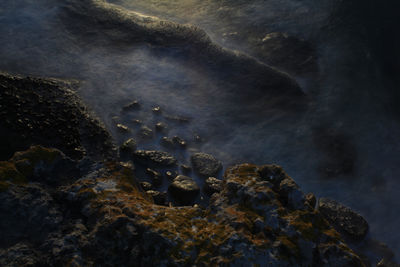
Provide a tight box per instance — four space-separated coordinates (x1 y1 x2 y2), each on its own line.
121 100 140 112
165 170 177 180
318 198 369 240
140 182 152 191
120 138 137 154
204 177 223 195
164 114 190 123
139 126 153 138
116 124 130 133
134 150 177 166
152 106 161 114
168 175 200 205
172 136 187 148
191 153 222 177
155 122 168 132
146 190 167 205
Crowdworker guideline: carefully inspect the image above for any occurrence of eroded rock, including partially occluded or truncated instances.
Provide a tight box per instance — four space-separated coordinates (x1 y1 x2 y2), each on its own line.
133 150 177 167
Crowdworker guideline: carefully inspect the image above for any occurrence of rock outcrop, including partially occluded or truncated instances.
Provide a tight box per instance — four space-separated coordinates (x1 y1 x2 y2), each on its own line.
0 147 366 266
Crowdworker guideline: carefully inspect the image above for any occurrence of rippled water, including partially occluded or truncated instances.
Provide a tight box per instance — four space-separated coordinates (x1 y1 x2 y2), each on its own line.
0 0 399 260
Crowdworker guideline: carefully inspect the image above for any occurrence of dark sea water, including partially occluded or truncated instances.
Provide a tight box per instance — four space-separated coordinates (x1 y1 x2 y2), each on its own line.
0 0 399 261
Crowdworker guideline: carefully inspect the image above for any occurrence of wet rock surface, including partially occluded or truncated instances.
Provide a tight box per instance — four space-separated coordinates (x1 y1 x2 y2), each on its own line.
318 197 369 240
191 152 222 177
203 177 223 195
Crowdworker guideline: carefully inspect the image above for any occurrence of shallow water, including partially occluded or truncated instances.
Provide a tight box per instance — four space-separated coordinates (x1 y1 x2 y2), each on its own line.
0 0 399 260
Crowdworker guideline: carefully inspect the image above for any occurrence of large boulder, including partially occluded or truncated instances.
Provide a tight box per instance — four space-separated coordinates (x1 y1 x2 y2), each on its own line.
318 198 369 240
190 152 222 177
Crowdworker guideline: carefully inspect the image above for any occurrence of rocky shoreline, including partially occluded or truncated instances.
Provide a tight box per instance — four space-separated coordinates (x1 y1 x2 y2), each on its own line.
0 73 397 266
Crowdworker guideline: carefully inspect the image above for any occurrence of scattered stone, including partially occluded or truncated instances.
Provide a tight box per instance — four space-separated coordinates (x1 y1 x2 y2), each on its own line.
204 177 223 195
155 122 168 132
152 106 161 114
145 168 162 187
191 153 222 177
172 136 187 148
133 150 177 166
140 182 152 191
121 100 140 112
146 190 167 205
318 198 369 240
139 126 153 138
119 138 137 154
116 124 130 133
168 175 200 205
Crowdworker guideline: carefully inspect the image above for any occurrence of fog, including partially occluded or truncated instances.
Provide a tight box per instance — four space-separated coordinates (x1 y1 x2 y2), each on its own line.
0 0 399 260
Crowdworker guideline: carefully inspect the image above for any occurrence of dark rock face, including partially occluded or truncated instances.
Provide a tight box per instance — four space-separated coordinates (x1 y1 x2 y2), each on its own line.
0 73 115 161
318 198 369 240
191 152 222 177
168 175 200 205
133 150 177 166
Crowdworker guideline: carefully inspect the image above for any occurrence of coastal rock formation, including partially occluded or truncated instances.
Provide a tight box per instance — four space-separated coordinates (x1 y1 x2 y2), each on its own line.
62 0 304 101
0 147 366 266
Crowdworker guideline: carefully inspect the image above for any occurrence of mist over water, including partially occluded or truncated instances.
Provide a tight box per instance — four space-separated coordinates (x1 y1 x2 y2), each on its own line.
1 0 399 260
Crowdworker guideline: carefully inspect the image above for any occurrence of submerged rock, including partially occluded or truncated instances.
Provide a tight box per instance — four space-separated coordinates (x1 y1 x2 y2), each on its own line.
145 168 162 188
318 198 369 240
168 175 200 205
139 125 153 139
191 152 222 177
133 150 177 167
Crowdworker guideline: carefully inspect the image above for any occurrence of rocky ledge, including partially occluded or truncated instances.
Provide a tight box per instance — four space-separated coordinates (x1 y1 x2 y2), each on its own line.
0 144 377 266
